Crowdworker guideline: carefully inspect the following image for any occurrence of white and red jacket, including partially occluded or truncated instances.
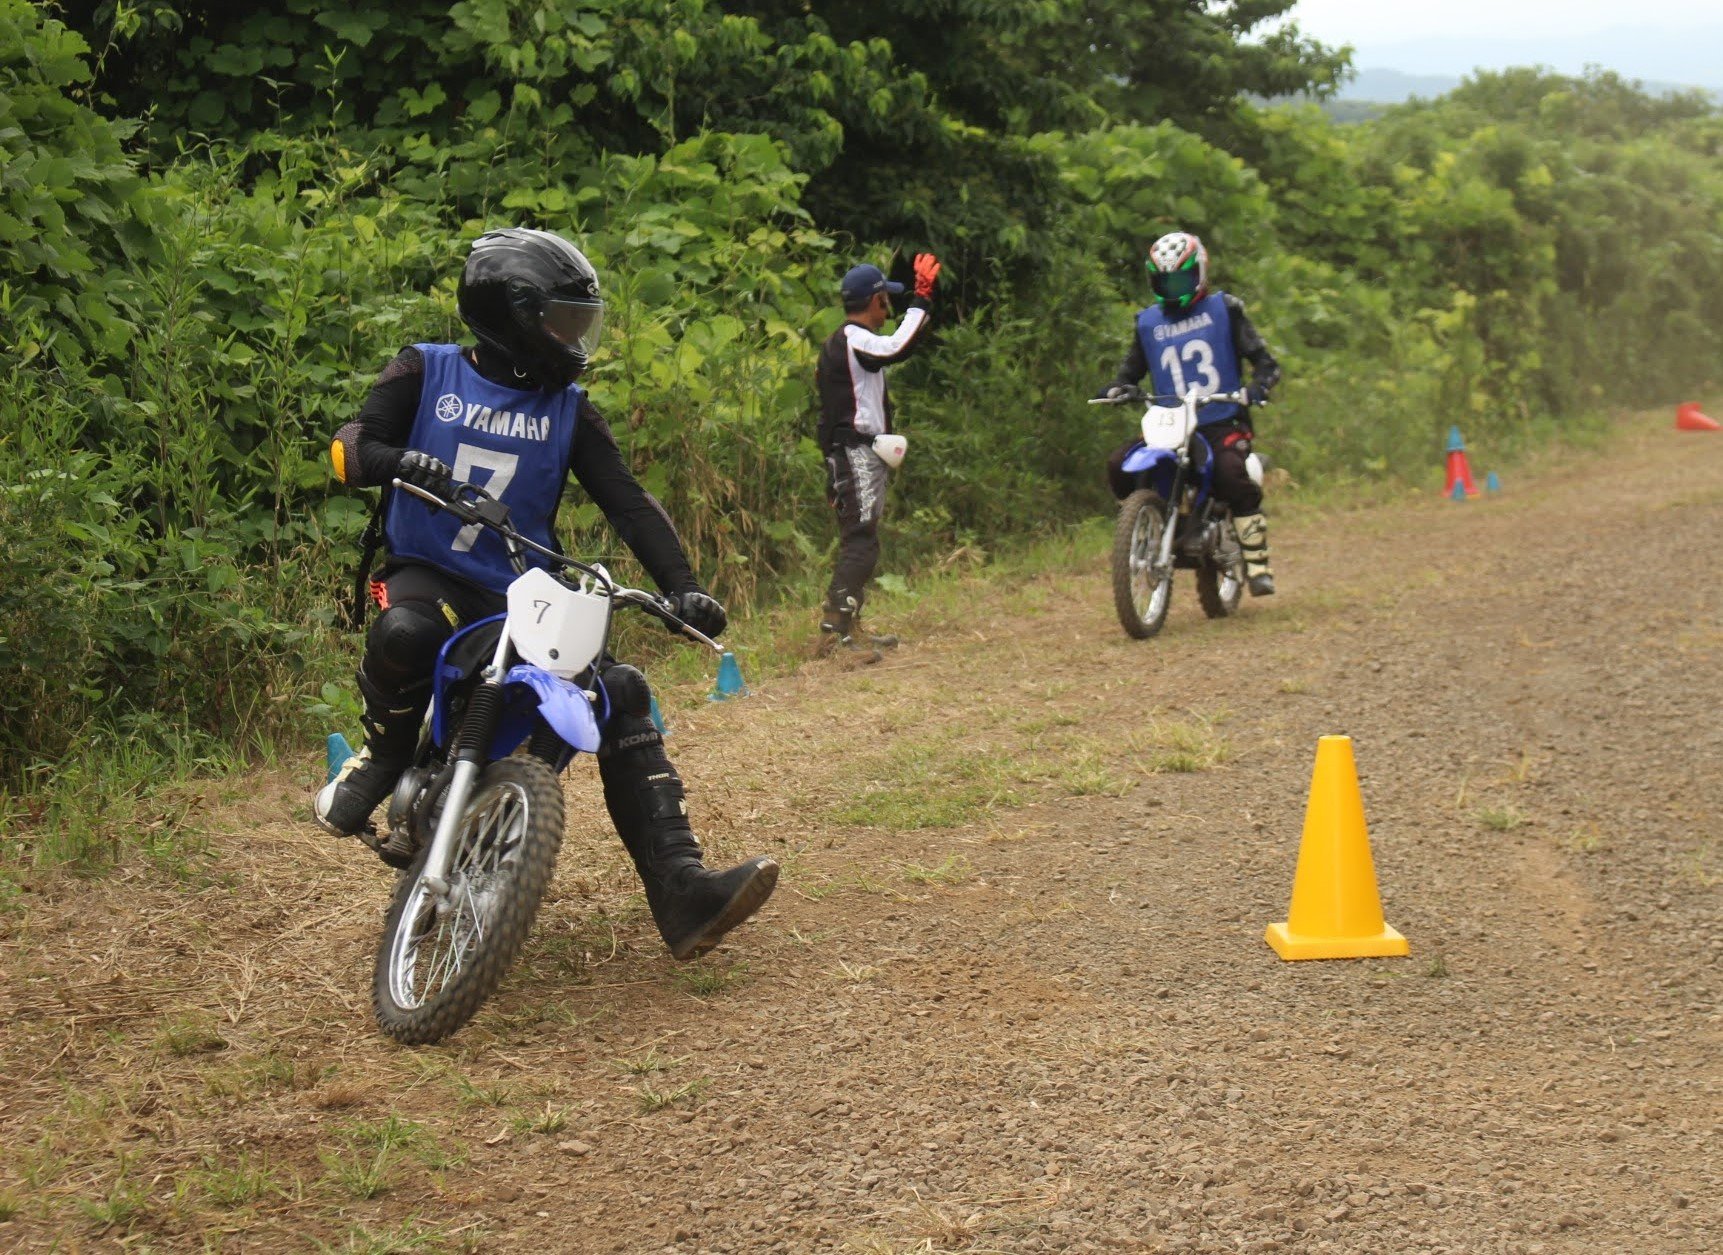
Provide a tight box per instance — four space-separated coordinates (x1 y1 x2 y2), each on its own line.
815 303 930 451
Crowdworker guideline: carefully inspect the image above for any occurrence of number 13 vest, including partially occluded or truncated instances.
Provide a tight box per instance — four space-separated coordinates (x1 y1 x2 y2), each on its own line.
1135 293 1243 426
384 343 582 593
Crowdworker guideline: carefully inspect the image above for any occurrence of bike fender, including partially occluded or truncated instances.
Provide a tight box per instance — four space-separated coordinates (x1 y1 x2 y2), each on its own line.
1121 443 1172 475
492 664 604 758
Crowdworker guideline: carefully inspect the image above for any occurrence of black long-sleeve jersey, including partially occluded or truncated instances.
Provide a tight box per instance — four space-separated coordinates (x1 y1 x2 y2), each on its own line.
1109 293 1282 394
815 301 931 451
333 345 699 595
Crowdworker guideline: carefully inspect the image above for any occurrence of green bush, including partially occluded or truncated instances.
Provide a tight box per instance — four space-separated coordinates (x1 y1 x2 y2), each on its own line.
4 7 1723 871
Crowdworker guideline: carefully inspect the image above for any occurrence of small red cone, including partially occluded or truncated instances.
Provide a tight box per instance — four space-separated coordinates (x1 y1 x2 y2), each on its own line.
1676 402 1721 432
1443 449 1480 497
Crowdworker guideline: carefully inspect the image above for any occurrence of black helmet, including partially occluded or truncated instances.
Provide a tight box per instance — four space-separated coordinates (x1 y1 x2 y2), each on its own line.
457 228 604 390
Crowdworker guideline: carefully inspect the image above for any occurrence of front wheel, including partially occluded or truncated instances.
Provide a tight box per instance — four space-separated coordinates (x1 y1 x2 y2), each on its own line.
1196 516 1245 619
1112 489 1174 639
372 757 565 1045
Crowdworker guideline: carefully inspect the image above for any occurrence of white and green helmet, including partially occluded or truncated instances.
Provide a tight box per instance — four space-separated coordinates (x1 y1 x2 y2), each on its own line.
1147 231 1208 313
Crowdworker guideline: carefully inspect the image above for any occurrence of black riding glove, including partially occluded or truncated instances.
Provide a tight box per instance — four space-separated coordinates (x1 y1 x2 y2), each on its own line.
397 451 454 496
1246 383 1271 407
670 589 727 639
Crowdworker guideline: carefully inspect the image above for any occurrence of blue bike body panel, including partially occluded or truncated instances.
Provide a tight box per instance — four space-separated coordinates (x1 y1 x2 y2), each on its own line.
1119 432 1216 508
1135 294 1244 426
430 614 507 750
384 343 582 594
493 664 605 758
429 614 609 763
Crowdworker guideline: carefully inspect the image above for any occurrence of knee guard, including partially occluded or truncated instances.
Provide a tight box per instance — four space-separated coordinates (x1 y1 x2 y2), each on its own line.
598 662 653 719
363 600 455 698
597 663 668 763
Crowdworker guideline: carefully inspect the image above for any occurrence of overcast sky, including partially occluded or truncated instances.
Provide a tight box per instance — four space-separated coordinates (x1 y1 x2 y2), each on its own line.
1285 0 1720 45
1278 0 1723 85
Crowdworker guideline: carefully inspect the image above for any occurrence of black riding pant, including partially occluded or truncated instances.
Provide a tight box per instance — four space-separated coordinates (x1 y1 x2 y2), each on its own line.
362 562 503 705
824 443 892 615
1105 420 1262 515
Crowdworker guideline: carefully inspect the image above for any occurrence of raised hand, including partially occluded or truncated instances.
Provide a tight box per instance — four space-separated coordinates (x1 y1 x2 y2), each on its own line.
913 252 941 300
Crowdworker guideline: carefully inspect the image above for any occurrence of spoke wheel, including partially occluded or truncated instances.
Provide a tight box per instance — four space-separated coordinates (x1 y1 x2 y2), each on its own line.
1196 516 1245 619
1112 489 1174 639
372 758 564 1045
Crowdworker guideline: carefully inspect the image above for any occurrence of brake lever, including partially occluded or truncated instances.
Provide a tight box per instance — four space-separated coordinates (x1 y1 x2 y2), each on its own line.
392 478 474 519
613 588 725 655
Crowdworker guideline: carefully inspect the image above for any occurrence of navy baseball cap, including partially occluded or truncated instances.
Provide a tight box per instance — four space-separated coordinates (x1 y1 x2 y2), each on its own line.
840 263 903 305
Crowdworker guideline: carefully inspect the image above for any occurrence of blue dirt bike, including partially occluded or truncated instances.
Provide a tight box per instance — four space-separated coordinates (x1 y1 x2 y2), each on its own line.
355 476 723 1045
1090 386 1262 639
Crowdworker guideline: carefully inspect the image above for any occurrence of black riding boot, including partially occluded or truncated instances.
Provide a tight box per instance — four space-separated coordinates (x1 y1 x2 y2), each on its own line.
314 669 424 836
598 666 778 960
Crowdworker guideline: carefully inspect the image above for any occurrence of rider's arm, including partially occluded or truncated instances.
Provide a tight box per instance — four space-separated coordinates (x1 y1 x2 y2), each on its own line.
848 305 930 371
568 398 701 595
332 347 424 487
1224 295 1281 392
1104 331 1148 395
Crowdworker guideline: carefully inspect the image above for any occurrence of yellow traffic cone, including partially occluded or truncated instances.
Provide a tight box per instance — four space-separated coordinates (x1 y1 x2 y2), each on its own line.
1265 736 1410 960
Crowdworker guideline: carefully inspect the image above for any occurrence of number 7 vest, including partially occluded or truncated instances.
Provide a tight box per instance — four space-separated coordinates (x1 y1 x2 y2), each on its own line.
384 343 582 593
1136 293 1243 426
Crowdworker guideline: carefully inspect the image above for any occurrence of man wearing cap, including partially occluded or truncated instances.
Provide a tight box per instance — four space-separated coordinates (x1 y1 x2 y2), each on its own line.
813 252 941 660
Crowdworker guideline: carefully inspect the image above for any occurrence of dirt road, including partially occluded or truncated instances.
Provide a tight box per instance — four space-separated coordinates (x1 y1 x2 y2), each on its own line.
3 410 1719 1253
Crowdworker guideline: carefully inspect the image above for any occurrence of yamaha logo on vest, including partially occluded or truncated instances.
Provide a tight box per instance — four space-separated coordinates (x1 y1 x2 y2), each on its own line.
1152 310 1216 341
435 397 556 443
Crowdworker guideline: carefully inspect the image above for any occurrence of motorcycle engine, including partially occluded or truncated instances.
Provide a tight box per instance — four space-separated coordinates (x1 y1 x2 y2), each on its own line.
386 766 429 837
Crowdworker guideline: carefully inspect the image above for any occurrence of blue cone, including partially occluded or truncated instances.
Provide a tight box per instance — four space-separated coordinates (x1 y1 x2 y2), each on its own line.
326 732 356 784
1446 424 1466 452
1485 470 1502 493
649 694 669 735
1449 480 1467 502
709 651 749 701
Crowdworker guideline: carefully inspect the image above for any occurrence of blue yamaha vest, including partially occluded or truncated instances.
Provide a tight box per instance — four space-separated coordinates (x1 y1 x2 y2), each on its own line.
384 343 582 593
1135 292 1244 426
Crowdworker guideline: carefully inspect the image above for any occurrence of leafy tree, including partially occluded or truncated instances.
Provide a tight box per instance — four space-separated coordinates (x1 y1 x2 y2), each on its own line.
0 0 158 362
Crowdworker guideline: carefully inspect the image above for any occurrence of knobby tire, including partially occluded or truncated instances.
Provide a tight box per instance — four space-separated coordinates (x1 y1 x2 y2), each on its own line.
372 757 565 1045
1195 515 1245 620
1112 488 1172 640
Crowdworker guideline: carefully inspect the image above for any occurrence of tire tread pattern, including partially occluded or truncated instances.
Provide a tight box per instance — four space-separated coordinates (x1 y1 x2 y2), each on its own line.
1196 516 1244 620
1112 489 1171 639
372 757 565 1046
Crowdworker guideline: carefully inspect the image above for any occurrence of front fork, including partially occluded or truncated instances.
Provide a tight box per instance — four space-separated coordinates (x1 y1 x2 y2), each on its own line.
1152 459 1187 577
418 627 514 896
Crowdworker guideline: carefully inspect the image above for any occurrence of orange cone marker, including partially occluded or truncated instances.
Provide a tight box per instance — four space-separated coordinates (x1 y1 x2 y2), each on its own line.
1265 736 1409 961
1675 402 1720 432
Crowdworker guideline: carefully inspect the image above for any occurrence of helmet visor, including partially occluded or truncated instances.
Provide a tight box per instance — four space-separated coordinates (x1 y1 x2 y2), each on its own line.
541 299 604 358
1149 265 1201 306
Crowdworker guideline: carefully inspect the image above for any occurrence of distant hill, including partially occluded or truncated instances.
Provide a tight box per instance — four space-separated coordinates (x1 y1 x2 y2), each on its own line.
1327 25 1723 102
1330 64 1719 107
1335 68 1460 103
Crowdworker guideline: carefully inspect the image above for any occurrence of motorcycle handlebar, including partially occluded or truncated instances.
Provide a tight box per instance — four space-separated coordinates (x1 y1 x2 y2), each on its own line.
1087 389 1252 407
390 478 724 655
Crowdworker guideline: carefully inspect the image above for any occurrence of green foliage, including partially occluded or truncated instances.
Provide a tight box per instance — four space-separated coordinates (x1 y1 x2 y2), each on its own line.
0 0 158 362
4 7 1723 875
